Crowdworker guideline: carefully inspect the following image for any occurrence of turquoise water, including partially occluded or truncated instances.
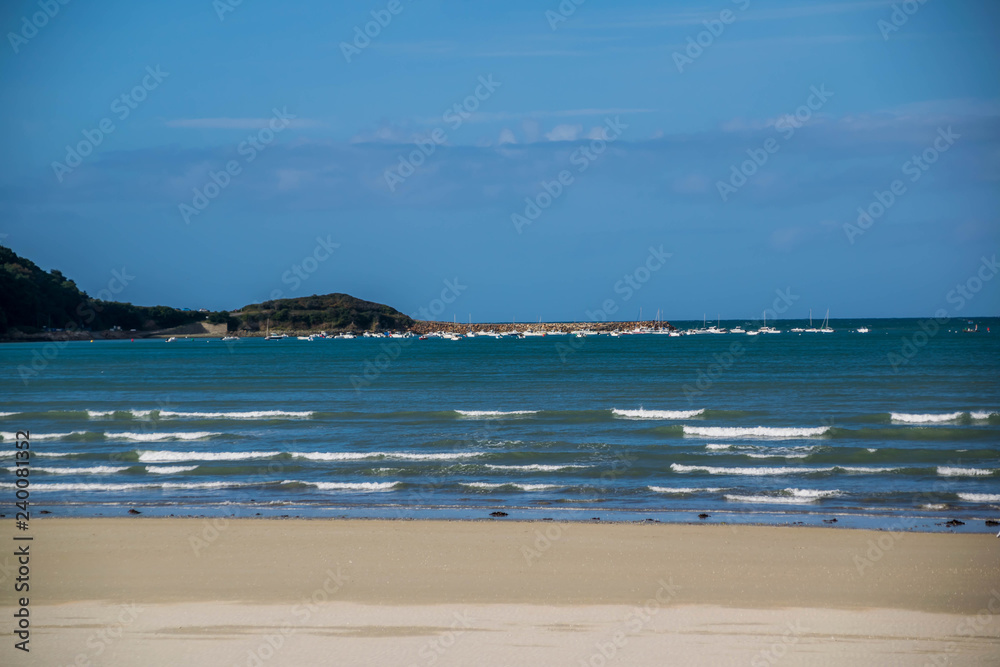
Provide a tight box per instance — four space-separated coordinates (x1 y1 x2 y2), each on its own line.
2 318 998 531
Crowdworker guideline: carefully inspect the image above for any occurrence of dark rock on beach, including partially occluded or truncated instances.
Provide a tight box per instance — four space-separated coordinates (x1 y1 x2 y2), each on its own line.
489 511 508 517
943 519 965 527
127 509 141 515
698 513 710 519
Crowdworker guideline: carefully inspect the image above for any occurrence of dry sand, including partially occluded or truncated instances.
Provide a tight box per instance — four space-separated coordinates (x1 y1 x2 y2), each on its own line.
2 518 998 665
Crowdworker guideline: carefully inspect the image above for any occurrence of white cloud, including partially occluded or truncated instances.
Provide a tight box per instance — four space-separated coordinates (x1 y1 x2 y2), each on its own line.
497 128 518 145
545 124 583 142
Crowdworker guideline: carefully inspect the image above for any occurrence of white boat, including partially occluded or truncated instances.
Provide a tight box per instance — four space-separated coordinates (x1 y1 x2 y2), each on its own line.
792 309 809 333
687 314 710 335
856 326 869 334
729 327 745 334
756 312 780 334
297 336 315 341
705 314 727 334
222 336 239 341
263 319 287 340
818 309 834 333
668 330 681 337
166 337 177 342
745 330 759 336
443 333 461 341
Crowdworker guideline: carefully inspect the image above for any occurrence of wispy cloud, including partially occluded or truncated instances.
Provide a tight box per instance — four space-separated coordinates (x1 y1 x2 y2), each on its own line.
415 107 656 125
544 124 583 142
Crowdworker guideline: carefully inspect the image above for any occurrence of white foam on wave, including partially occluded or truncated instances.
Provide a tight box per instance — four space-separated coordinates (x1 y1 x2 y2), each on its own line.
159 481 248 490
107 432 220 442
0 481 248 492
138 451 275 462
87 409 313 420
970 411 998 420
705 443 815 459
745 452 810 459
891 412 963 423
293 451 486 461
673 463 827 476
33 466 129 475
0 412 18 417
0 431 87 441
377 452 488 461
291 452 370 461
485 464 586 472
0 482 154 492
87 409 155 418
787 488 841 499
938 466 995 477
613 408 705 420
648 486 724 494
683 426 830 438
462 482 561 491
725 488 841 504
290 481 398 492
454 410 539 417
146 465 199 474
671 463 899 476
159 410 315 419
958 493 1000 503
0 451 86 460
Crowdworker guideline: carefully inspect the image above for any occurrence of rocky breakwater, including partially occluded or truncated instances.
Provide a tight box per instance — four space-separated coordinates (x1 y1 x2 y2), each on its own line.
409 320 674 335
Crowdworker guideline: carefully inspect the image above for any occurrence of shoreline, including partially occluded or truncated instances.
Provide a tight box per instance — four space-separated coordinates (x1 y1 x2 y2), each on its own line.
27 506 1000 533
0 319 674 342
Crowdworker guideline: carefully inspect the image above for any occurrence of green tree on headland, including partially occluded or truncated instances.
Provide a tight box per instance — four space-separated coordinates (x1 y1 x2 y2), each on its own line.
0 245 413 337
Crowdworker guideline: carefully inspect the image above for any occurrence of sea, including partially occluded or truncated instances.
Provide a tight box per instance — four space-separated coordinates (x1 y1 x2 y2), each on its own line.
2 318 998 532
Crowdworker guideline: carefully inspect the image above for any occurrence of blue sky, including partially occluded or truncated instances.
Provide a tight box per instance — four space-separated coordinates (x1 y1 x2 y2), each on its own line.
1 0 998 321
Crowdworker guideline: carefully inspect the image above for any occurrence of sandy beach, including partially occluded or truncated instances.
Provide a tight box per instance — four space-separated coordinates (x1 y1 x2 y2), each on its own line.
0 518 997 665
